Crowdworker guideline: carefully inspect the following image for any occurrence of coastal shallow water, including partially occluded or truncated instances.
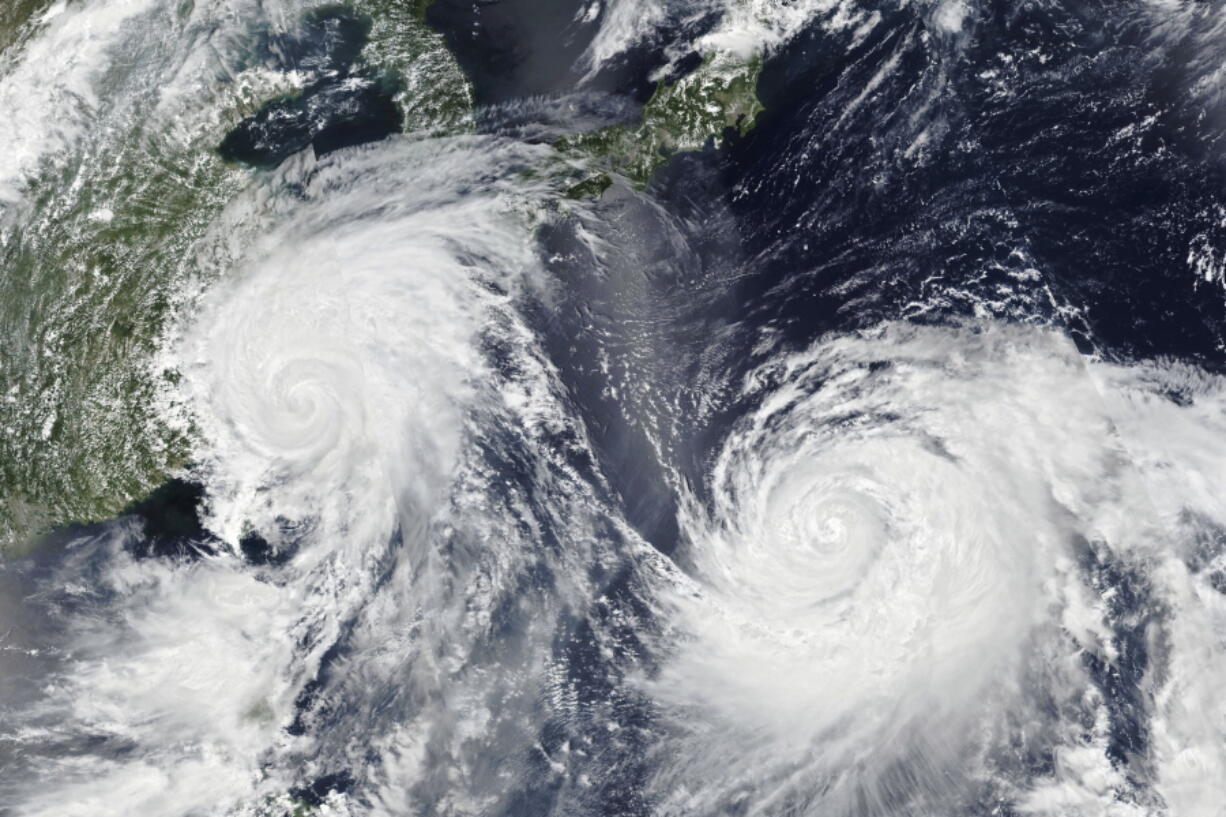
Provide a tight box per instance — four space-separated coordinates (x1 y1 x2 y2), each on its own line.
3 1 1226 815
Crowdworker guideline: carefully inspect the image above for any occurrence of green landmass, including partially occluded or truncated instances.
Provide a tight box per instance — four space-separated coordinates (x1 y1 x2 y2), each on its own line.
0 0 472 555
0 119 239 553
0 0 51 56
558 53 764 190
355 0 472 133
0 0 762 553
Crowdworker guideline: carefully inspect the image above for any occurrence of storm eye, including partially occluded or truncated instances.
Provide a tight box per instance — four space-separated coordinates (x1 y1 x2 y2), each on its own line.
5 0 1226 815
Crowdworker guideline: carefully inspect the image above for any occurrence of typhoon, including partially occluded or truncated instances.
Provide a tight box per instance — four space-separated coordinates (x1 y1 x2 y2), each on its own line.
3 0 1226 816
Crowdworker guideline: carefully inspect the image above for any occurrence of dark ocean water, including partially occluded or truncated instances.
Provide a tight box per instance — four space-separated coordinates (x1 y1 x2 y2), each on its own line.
421 2 1226 813
5 1 1226 815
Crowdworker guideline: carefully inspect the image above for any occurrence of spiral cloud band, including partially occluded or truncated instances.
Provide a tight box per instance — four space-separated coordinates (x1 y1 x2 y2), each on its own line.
649 324 1226 815
6 0 1226 812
